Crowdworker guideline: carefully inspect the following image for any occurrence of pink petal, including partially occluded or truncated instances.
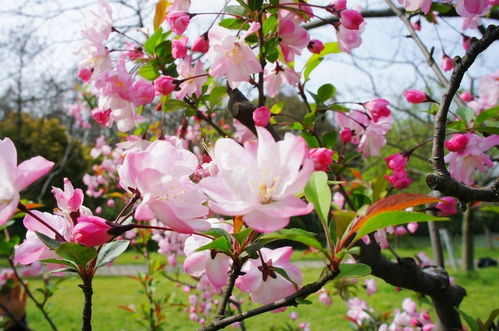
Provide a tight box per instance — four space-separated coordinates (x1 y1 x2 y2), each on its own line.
243 209 290 233
206 254 231 288
16 156 54 191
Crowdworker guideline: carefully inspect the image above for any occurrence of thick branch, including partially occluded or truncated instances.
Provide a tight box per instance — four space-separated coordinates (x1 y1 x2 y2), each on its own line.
303 7 499 30
198 269 338 331
426 25 499 203
357 241 466 330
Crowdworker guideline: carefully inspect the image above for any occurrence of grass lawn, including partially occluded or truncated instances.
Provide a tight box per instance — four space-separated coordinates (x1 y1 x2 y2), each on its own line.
23 266 499 331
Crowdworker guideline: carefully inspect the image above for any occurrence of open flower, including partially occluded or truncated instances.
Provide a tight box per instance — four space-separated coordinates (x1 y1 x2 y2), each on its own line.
0 138 54 225
200 127 314 233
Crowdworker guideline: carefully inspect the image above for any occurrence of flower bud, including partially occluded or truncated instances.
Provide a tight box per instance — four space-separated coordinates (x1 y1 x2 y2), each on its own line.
252 106 271 127
340 10 364 30
73 215 112 247
435 197 457 216
403 89 429 104
441 54 454 72
78 68 93 82
445 134 468 152
309 148 333 171
154 76 176 95
460 91 473 102
192 34 209 53
91 108 112 127
365 98 391 122
167 12 191 35
307 39 324 54
340 127 352 143
172 36 188 59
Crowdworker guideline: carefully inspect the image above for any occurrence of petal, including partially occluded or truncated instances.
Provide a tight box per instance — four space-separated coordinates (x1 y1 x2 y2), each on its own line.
243 209 290 233
206 254 231 288
16 156 54 191
183 252 208 277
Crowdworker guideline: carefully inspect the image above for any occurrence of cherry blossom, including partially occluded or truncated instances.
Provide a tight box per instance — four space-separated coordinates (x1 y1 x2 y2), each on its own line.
51 178 84 213
264 63 300 98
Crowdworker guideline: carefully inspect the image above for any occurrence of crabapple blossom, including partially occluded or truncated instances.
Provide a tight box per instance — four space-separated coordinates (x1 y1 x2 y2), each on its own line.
124 42 144 60
364 278 377 295
412 19 422 31
346 297 373 324
460 91 473 101
397 0 432 14
385 170 412 189
329 0 346 11
183 219 232 288
340 128 352 143
252 106 271 127
308 148 334 171
403 89 429 103
192 34 209 53
445 134 468 152
385 153 408 172
154 75 177 95
444 133 499 185
78 67 92 82
130 80 155 106
0 138 54 225
307 39 324 54
264 63 300 98
340 10 364 30
441 54 454 72
336 22 365 54
332 192 345 209
91 108 112 127
435 197 458 216
235 247 302 307
167 12 191 35
456 0 489 17
175 56 207 100
51 178 84 213
278 14 310 62
365 98 391 122
172 36 189 59
73 215 112 247
207 26 262 88
199 127 314 233
318 289 332 305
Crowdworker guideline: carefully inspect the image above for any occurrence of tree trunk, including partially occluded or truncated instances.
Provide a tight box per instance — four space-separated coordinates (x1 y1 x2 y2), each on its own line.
428 221 445 268
462 202 474 271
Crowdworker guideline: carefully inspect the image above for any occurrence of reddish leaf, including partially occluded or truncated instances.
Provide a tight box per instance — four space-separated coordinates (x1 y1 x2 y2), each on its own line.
154 0 169 31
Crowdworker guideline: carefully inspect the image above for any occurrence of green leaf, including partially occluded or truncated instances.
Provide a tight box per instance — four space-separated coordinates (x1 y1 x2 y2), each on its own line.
337 263 371 278
96 240 130 268
304 171 331 224
326 104 349 112
456 107 474 124
372 175 388 203
248 0 263 11
0 220 14 231
456 308 480 331
163 99 189 112
219 18 247 30
262 37 280 63
208 86 227 108
144 28 166 55
332 210 356 240
0 236 19 256
317 84 336 103
55 243 97 267
138 63 160 81
35 232 61 250
259 228 322 249
303 57 323 81
431 2 452 13
262 15 278 35
40 258 79 270
301 131 320 148
353 211 448 242
195 237 231 255
447 120 466 132
270 101 285 114
322 131 337 149
476 126 499 134
155 40 174 64
224 5 247 16
233 228 252 245
475 106 499 126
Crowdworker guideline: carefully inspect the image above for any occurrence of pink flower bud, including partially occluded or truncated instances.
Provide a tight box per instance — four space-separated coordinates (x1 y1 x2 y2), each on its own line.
307 39 324 54
412 19 421 31
309 147 334 171
73 215 112 247
290 311 298 321
318 290 332 305
460 91 473 102
192 34 209 53
95 206 103 214
435 197 457 216
403 89 428 104
445 134 468 152
407 222 418 233
365 98 391 122
91 108 112 127
340 10 364 30
329 0 347 11
462 35 471 51
385 171 411 189
154 76 176 95
441 54 454 72
78 68 93 82
172 36 188 59
252 106 270 127
106 199 115 207
130 80 155 106
340 127 352 143
384 153 408 172
125 42 144 60
167 12 191 35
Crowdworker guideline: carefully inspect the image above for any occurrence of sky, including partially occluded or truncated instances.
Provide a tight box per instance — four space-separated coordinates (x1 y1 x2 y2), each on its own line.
0 0 497 114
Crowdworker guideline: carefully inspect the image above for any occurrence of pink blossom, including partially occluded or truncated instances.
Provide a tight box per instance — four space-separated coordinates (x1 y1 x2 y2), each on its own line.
412 19 422 31
124 42 144 60
397 0 432 14
15 211 73 265
183 219 232 288
332 192 345 209
357 115 392 156
435 197 458 216
200 127 314 233
0 138 54 225
318 289 332 305
207 26 262 89
253 106 270 127
21 261 42 278
340 128 352 143
456 0 489 17
117 139 209 233
154 75 177 95
233 119 256 144
347 297 372 324
192 34 209 53
167 12 191 35
73 215 112 247
364 278 377 295
264 63 300 98
279 15 310 62
445 134 469 152
94 57 133 101
385 153 408 172
308 148 333 171
407 222 418 233
51 178 84 213
365 98 391 122
441 54 454 72
385 170 411 189
172 36 189 59
169 0 190 12
307 40 324 54
236 247 302 307
444 133 499 185
462 35 471 50
130 80 155 106
97 95 143 132
460 91 473 101
403 89 428 103
336 22 365 54
329 0 346 11
91 108 112 127
176 56 207 100
78 67 93 82
340 10 364 30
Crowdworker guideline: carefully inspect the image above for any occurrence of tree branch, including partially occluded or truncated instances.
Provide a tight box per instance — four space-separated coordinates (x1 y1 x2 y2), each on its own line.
426 25 499 203
357 241 466 330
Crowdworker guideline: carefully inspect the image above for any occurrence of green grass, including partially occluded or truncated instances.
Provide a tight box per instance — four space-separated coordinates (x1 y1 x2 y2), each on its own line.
22 266 499 331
